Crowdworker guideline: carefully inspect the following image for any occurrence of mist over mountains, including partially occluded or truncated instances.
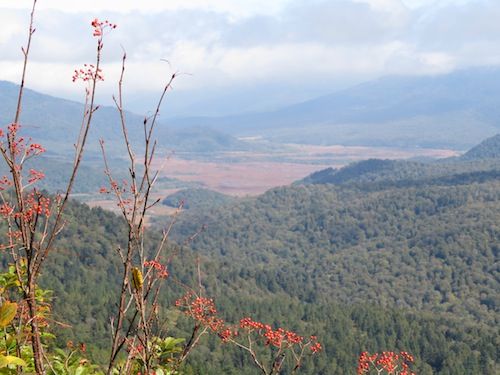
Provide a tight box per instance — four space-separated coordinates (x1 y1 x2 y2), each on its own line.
169 66 500 149
0 80 248 157
3 66 500 154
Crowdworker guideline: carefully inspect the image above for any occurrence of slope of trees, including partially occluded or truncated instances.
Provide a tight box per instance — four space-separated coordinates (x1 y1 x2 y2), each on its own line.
35 203 498 374
162 188 235 210
11 149 496 373
0 133 497 373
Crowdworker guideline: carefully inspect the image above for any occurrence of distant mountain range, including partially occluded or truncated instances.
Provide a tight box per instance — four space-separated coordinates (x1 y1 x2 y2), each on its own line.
169 66 500 149
0 80 249 158
3 66 500 154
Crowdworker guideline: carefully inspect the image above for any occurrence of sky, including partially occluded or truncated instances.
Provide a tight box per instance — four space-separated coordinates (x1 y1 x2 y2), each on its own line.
1 0 498 116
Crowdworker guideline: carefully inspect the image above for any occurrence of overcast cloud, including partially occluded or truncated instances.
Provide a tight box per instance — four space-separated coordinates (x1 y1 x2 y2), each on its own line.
1 0 498 116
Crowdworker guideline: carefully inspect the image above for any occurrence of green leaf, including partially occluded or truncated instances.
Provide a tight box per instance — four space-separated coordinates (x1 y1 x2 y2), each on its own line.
0 355 26 368
162 337 185 351
41 332 57 340
54 348 67 357
0 302 17 328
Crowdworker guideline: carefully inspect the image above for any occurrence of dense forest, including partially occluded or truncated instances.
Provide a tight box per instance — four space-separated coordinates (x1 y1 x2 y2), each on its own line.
27 199 498 374
162 188 235 210
0 135 493 374
164 136 498 373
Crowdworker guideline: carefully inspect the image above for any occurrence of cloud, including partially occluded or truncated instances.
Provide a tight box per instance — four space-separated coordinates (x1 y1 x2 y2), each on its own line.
223 1 410 47
413 0 500 49
6 0 292 18
1 0 499 115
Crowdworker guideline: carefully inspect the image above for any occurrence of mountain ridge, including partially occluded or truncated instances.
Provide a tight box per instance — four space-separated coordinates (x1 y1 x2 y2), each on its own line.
461 133 500 160
5 66 500 151
0 80 250 157
167 66 500 149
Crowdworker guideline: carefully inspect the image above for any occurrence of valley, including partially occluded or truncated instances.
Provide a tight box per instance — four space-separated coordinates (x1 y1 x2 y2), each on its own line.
1 3 500 374
159 144 457 195
38 134 499 374
0 65 498 375
82 144 458 217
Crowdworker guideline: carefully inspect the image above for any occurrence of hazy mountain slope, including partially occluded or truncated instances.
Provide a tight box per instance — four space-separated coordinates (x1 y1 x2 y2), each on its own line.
4 66 500 152
299 158 500 186
299 159 417 185
461 133 500 160
169 67 500 149
0 81 249 157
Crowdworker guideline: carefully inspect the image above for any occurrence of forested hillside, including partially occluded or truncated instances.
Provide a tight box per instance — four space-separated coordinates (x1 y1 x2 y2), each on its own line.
34 200 499 374
171 173 499 324
162 188 235 210
1 137 498 374
159 140 497 373
166 142 499 373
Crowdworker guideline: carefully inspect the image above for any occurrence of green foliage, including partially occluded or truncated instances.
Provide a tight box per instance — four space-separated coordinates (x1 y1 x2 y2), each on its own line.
0 269 35 373
162 188 235 210
0 355 26 369
154 337 185 363
171 159 499 325
46 348 97 375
